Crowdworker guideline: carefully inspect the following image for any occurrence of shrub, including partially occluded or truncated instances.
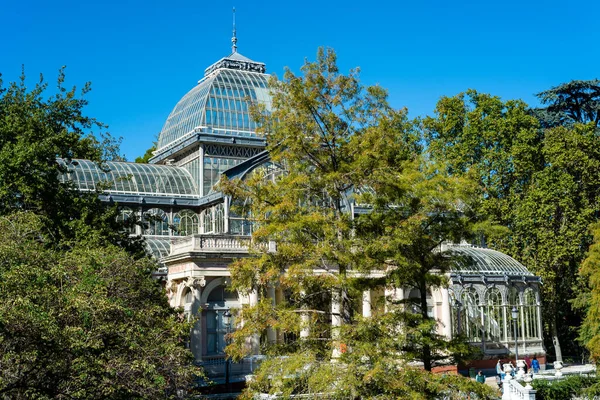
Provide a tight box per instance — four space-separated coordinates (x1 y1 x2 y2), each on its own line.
532 375 598 400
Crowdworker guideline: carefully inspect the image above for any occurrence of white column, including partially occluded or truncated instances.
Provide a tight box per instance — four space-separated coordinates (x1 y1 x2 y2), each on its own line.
503 304 508 343
190 285 203 362
440 287 452 338
249 288 260 354
266 286 277 344
331 290 342 359
362 290 372 318
224 196 230 233
520 305 527 354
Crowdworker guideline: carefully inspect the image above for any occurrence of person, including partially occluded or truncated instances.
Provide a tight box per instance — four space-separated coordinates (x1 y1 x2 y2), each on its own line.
476 370 486 383
531 356 540 374
496 360 505 381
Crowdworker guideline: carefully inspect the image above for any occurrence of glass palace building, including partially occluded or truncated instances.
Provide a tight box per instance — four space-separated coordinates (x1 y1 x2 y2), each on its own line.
62 45 545 374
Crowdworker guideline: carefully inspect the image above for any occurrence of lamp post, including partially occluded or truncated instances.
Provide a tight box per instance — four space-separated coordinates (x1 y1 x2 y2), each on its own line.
223 309 232 393
511 306 519 365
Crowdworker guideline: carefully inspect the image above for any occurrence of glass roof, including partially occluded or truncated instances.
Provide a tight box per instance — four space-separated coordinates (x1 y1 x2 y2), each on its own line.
446 245 533 276
157 67 272 150
58 159 199 197
145 236 171 260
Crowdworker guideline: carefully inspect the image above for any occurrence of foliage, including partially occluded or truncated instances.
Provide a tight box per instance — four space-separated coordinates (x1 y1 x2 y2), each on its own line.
0 69 140 253
578 224 600 362
223 48 492 398
0 213 197 399
242 357 496 399
531 375 598 400
535 79 600 128
135 143 156 163
424 90 600 360
0 70 196 398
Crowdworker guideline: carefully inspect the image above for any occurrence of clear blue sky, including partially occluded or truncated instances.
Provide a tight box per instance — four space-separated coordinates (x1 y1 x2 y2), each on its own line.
1 0 598 161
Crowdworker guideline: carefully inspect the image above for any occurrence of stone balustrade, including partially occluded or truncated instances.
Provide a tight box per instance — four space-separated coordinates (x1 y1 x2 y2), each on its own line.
170 234 250 255
504 378 536 400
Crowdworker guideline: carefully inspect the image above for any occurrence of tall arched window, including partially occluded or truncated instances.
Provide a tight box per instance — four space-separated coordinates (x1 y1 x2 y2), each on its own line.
116 206 134 233
484 287 504 342
201 208 214 234
507 286 521 341
145 208 169 236
523 288 539 339
450 290 460 337
461 288 481 342
173 209 199 236
215 204 224 234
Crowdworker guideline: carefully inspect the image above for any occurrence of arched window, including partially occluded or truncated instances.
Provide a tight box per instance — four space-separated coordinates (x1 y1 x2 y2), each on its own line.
144 208 169 236
173 209 199 236
461 288 481 342
116 206 134 233
201 208 214 234
507 286 521 341
215 204 224 234
523 288 539 339
450 290 460 337
484 287 504 342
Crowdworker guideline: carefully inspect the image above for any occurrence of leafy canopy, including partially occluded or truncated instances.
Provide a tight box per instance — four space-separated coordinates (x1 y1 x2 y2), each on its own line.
223 48 494 399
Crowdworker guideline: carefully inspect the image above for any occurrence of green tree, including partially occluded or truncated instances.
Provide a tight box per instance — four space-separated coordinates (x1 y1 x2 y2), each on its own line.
0 69 137 251
535 79 600 128
223 48 494 399
135 143 156 163
578 224 600 363
425 90 600 361
0 71 197 398
0 213 196 399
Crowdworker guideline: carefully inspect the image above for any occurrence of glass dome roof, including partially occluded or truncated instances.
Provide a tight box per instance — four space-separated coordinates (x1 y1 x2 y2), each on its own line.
445 245 533 276
58 159 199 197
156 52 272 151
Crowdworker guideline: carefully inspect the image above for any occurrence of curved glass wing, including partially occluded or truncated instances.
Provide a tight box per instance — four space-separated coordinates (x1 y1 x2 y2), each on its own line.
58 159 199 197
144 237 171 260
157 69 272 150
448 246 532 276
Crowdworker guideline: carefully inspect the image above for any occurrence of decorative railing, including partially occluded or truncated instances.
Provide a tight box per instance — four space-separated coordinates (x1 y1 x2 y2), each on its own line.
504 378 536 400
170 234 250 254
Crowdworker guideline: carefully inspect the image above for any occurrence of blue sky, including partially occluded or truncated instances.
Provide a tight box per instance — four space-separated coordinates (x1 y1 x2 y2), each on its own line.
1 0 598 161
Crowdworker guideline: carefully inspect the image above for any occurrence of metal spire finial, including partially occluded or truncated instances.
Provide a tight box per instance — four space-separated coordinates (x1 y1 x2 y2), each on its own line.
231 7 237 53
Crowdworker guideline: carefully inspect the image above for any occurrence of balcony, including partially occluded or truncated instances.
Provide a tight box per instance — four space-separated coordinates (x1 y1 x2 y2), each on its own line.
170 235 251 255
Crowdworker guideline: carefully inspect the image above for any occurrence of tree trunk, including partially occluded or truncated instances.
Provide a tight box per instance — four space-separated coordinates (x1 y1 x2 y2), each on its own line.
551 318 563 362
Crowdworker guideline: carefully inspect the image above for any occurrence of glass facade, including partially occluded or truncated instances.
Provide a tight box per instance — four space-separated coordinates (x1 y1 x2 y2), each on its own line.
203 156 244 195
